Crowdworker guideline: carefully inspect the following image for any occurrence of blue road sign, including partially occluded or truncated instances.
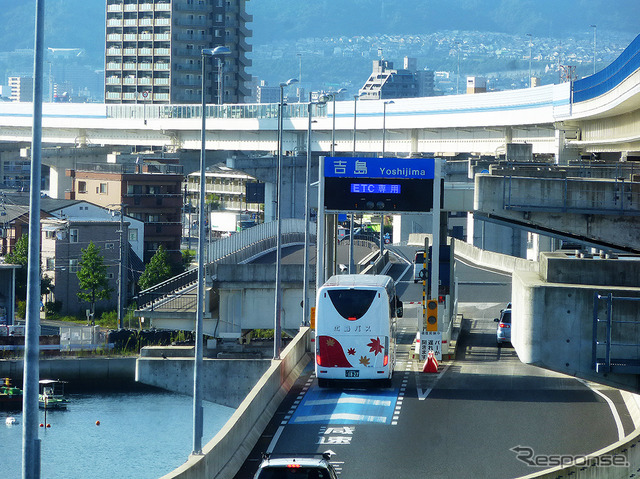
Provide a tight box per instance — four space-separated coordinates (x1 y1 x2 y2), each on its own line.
325 157 434 179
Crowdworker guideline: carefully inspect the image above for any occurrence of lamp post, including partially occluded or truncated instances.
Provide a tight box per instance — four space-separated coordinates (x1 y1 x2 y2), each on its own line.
349 93 363 274
303 93 328 326
591 24 597 75
329 88 346 156
274 77 298 359
527 33 532 87
382 100 394 157
456 42 461 94
192 46 229 456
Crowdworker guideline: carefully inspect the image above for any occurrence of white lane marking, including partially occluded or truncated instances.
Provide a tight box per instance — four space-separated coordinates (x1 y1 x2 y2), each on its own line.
577 379 625 441
304 398 392 407
267 425 285 453
293 413 387 424
417 363 451 401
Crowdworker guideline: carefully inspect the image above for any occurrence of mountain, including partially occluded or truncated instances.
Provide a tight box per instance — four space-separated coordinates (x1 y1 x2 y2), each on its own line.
247 0 640 43
1 0 638 61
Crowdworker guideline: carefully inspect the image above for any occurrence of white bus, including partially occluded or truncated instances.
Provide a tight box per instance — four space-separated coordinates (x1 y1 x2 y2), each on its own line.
315 274 403 387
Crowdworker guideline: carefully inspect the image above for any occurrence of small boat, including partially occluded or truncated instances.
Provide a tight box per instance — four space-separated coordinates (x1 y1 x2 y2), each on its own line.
0 377 23 410
39 379 69 410
5 416 17 425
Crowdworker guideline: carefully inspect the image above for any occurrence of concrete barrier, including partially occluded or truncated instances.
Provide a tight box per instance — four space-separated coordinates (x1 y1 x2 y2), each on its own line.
0 357 137 387
452 238 539 275
160 327 311 479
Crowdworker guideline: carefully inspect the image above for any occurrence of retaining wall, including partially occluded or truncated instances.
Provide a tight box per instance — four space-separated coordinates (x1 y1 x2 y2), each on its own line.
160 327 311 479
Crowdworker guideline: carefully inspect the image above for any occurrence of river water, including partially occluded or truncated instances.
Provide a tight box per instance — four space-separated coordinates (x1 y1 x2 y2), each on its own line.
0 389 235 479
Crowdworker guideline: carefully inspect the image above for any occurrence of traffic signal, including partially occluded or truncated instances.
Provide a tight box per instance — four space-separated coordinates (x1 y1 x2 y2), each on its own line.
426 299 438 332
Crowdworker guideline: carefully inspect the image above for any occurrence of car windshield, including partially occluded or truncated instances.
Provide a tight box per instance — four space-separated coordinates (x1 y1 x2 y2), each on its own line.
256 466 332 479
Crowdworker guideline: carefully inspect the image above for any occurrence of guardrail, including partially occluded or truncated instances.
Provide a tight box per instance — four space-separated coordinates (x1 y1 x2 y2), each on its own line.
137 219 314 311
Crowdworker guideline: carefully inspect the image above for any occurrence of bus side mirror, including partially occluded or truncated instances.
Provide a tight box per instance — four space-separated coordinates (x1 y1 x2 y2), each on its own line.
396 298 403 318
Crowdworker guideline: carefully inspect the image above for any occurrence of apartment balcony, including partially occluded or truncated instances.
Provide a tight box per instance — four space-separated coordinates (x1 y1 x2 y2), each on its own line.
155 3 171 11
154 93 170 101
122 77 136 85
123 47 137 55
175 63 199 72
154 63 170 71
155 33 170 41
123 62 137 70
139 3 154 12
105 92 122 101
107 33 123 41
174 33 212 42
137 47 153 55
106 63 123 70
174 18 208 27
155 18 171 26
154 48 171 56
124 33 138 41
174 78 201 87
138 33 153 41
154 78 170 86
124 195 183 209
124 3 137 12
107 19 123 27
138 78 152 86
124 18 139 26
174 2 208 12
107 4 123 12
106 77 121 85
240 11 253 23
106 48 122 56
138 63 153 71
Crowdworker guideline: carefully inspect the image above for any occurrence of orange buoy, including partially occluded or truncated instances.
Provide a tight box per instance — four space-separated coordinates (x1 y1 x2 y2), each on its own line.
46 424 51 428
95 420 100 426
39 423 44 428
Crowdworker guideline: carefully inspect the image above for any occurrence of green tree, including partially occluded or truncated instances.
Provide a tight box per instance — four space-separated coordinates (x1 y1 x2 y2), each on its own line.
77 241 112 323
5 234 53 301
138 245 172 291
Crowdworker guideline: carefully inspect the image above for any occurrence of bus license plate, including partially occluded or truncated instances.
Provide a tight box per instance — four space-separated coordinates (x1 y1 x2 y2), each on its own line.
345 370 359 378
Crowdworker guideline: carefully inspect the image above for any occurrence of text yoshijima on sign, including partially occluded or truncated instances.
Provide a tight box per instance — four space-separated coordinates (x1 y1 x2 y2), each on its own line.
325 157 435 179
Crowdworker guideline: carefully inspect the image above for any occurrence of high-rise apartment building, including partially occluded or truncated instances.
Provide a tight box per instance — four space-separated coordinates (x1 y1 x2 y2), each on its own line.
8 76 33 102
105 0 252 105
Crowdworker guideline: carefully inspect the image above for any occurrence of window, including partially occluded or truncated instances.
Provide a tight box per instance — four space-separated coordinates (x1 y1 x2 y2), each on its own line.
69 259 79 273
69 229 79 243
107 273 115 279
46 258 55 271
45 230 56 239
105 243 115 250
129 229 138 242
98 183 108 194
78 181 87 193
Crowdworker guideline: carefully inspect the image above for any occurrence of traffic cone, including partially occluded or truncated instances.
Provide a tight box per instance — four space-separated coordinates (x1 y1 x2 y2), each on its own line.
422 350 439 373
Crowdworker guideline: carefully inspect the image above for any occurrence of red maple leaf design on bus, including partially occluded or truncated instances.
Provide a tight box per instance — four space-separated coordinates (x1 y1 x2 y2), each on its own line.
347 348 356 356
367 337 384 356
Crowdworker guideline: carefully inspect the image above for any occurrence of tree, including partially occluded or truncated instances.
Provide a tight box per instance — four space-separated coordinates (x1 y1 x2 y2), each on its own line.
77 241 112 323
138 245 172 291
5 234 53 301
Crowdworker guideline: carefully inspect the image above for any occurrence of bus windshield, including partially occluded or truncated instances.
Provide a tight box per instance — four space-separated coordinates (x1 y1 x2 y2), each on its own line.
327 290 376 320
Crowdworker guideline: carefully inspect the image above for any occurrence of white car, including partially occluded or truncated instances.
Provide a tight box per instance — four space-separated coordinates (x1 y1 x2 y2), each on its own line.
254 453 338 479
413 250 426 283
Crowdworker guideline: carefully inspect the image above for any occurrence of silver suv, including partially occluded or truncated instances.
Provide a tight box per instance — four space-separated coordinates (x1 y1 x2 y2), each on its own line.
253 453 338 479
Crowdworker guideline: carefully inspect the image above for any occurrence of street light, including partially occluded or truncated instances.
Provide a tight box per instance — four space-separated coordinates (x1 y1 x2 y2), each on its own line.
527 33 532 87
327 88 346 156
591 25 597 75
302 92 328 327
202 46 231 105
274 77 298 359
192 46 229 456
349 92 364 273
382 100 394 157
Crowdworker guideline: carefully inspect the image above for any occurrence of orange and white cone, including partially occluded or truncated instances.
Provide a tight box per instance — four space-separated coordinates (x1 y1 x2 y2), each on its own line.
422 350 439 373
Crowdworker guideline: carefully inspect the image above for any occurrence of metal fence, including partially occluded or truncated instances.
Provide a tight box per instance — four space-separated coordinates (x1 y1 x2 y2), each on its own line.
137 218 314 311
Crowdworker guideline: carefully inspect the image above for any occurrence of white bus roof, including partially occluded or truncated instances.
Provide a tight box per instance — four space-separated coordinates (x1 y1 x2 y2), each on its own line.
322 274 393 288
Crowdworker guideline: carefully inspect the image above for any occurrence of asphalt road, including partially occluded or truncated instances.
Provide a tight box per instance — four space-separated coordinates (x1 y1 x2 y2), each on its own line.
235 247 634 478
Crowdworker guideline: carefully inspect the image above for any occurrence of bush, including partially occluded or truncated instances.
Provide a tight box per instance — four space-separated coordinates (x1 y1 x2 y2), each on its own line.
97 310 118 329
16 301 26 319
44 300 62 316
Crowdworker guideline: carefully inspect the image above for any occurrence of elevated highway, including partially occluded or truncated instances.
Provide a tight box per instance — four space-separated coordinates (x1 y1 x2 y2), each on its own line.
1 34 640 162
